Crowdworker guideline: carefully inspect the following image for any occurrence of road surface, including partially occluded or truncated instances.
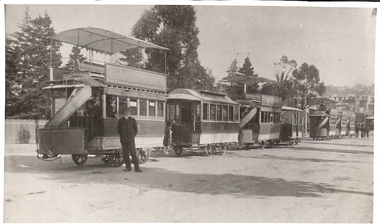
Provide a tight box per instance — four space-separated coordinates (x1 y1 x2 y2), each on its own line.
3 135 374 222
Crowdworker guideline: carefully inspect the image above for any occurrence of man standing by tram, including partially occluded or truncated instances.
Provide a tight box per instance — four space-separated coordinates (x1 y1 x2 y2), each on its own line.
117 107 142 172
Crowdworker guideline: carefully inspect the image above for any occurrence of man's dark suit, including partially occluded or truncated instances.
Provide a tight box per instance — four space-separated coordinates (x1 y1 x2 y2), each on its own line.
117 116 140 171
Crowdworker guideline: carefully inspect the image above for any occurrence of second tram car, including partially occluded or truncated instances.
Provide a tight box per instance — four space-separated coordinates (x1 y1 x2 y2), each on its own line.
164 88 240 156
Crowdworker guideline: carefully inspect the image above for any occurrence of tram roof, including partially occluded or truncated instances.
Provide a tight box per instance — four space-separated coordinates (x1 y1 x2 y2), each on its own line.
53 27 169 54
282 106 303 112
167 88 239 105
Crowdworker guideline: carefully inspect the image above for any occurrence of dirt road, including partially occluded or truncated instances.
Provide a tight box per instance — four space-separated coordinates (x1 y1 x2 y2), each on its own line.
3 135 374 222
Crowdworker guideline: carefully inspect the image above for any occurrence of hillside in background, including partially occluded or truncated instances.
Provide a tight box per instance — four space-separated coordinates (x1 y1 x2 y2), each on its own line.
323 84 375 98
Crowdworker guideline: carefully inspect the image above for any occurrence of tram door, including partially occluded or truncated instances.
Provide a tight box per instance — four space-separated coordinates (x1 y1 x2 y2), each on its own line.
167 101 193 146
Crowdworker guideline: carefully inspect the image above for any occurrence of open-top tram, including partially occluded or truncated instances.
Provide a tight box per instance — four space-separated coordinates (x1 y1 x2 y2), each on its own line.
236 93 282 149
309 110 330 140
37 27 168 166
163 88 240 156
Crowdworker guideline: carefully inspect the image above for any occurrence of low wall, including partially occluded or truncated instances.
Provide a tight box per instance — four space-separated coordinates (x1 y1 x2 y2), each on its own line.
4 119 47 144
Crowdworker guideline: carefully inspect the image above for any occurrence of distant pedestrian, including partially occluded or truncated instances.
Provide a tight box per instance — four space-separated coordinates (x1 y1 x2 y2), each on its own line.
355 123 360 138
360 123 365 138
365 123 370 138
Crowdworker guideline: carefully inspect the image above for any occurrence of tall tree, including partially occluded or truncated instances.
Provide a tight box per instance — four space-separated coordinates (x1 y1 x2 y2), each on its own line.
129 5 214 91
64 45 86 70
5 10 62 118
226 59 239 76
292 63 326 109
238 57 254 76
273 55 297 82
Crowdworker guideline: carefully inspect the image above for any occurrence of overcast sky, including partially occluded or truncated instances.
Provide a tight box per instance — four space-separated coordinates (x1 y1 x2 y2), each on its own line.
3 2 378 87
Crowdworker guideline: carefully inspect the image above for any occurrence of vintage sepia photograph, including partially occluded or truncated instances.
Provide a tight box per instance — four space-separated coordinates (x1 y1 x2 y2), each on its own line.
2 1 377 223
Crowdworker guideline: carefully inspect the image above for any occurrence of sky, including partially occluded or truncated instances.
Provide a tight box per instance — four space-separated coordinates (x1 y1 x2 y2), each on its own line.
3 2 378 87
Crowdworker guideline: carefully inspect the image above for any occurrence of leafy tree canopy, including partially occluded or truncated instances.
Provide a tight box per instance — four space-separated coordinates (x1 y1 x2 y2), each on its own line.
292 62 326 109
5 10 62 119
238 57 254 76
129 5 214 91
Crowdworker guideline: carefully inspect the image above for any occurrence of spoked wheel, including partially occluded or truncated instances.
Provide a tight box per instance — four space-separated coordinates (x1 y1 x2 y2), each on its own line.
137 148 150 164
72 154 88 166
111 149 124 167
101 154 110 163
220 144 226 155
259 141 265 150
174 147 183 156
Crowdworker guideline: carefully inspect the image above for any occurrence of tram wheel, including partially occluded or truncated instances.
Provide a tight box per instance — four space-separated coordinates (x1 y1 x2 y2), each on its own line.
101 154 110 163
259 141 265 150
72 154 88 166
137 149 149 164
220 144 226 155
111 149 124 167
174 147 183 156
204 145 210 156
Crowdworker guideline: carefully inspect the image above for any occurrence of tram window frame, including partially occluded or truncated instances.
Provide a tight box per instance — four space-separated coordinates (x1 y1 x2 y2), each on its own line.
203 103 209 120
222 105 228 121
228 105 233 121
217 105 222 121
157 101 164 117
149 100 156 117
129 98 138 116
118 97 128 115
210 104 216 121
139 99 147 116
261 111 265 123
270 112 274 123
234 105 239 121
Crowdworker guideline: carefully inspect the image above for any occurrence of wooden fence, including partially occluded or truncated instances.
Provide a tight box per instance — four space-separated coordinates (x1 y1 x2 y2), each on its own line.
4 119 47 144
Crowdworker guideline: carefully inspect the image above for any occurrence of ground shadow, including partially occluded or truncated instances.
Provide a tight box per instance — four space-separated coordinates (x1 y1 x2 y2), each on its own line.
4 155 373 199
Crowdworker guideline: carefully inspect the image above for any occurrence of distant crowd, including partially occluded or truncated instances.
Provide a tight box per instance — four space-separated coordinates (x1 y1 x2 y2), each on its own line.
355 122 370 138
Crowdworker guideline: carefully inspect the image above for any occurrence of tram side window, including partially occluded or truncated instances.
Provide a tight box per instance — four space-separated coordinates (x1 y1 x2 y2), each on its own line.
234 105 239 121
168 104 180 121
261 112 265 123
216 105 222 121
270 112 274 123
129 98 138 115
140 99 147 116
210 104 216 121
222 105 228 121
149 101 156 116
228 106 233 121
157 101 164 117
119 97 128 115
203 103 209 120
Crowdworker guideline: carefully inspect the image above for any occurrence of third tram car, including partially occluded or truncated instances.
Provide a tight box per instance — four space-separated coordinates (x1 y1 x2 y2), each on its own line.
164 88 240 156
236 93 282 149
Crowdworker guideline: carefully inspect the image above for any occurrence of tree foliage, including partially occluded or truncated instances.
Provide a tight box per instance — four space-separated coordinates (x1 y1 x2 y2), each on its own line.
226 59 239 76
292 63 326 109
238 57 254 76
273 55 297 82
129 5 214 91
5 10 62 118
64 45 86 70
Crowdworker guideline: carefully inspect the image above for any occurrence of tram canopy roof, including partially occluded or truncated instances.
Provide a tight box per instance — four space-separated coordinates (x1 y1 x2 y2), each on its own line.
282 106 303 112
167 88 239 105
53 27 169 54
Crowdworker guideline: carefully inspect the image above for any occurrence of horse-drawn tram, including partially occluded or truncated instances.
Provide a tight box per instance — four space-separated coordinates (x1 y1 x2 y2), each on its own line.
236 93 282 149
164 88 240 156
37 27 168 166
